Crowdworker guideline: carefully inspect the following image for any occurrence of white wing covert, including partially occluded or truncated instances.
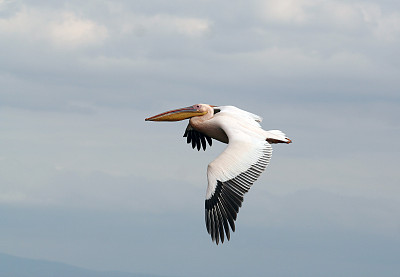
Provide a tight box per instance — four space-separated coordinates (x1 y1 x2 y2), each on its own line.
217 106 263 124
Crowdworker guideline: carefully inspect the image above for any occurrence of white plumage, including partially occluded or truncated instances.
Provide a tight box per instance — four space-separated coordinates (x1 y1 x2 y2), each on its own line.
146 104 291 244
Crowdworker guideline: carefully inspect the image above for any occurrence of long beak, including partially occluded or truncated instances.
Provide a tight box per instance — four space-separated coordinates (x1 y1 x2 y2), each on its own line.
145 106 207 121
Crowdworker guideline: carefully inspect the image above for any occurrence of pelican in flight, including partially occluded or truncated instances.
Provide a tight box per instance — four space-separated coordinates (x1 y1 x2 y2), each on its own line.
145 104 291 244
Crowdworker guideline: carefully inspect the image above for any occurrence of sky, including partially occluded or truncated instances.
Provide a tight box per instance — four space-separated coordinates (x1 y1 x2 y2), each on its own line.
0 0 399 276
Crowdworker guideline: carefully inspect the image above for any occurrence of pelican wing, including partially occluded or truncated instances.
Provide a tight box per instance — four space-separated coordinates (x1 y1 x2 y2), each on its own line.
183 124 213 151
205 117 272 244
217 105 263 124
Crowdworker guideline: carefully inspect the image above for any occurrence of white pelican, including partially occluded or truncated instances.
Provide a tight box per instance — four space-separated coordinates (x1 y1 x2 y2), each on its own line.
145 104 291 244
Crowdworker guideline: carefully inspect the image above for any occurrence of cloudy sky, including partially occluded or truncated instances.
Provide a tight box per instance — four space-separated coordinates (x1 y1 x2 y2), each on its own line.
1 0 399 276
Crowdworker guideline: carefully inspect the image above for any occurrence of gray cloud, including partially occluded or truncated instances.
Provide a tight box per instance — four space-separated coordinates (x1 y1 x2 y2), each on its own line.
1 0 399 111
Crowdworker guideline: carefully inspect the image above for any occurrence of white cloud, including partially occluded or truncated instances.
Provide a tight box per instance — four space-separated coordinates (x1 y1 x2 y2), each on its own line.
48 12 108 48
360 4 400 41
259 0 312 24
261 0 360 26
0 6 31 33
0 6 108 49
258 0 400 41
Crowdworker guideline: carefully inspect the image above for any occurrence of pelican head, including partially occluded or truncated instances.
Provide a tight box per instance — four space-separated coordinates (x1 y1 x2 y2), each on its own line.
145 104 210 121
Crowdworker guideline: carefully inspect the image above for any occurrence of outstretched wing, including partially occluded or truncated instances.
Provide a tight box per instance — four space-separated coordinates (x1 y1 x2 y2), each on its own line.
183 124 213 151
205 117 272 244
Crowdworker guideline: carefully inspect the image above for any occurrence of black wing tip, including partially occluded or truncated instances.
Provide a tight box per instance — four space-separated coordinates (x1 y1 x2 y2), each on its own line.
183 129 212 151
206 180 241 245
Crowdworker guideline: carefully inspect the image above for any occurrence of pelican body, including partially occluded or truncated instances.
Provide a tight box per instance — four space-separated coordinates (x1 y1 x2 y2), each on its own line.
146 104 291 244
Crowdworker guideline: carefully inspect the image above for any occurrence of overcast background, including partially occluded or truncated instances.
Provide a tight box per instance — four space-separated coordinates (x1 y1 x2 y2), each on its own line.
1 0 399 276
